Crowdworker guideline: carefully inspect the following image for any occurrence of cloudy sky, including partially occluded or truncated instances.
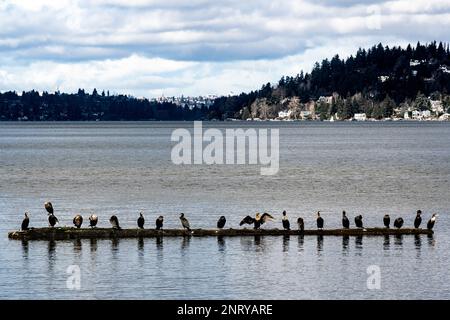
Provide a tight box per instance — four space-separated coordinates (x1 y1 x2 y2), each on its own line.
0 0 449 98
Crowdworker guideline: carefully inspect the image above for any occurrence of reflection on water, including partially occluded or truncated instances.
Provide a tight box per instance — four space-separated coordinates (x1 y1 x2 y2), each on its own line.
282 235 290 252
21 240 29 259
297 235 304 252
138 237 144 257
383 235 390 250
355 235 363 246
355 235 363 255
317 235 323 252
155 237 163 262
239 237 253 251
138 237 144 249
342 235 349 253
47 240 56 272
427 234 435 247
254 235 262 248
414 235 422 249
394 234 403 246
90 238 98 253
48 240 56 256
111 238 119 259
156 237 163 249
217 236 226 252
73 239 82 253
181 236 190 251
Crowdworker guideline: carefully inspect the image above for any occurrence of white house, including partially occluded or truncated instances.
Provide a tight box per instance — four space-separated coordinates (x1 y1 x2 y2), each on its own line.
412 110 431 120
300 110 312 119
278 110 292 119
404 111 410 119
354 113 367 121
430 100 443 113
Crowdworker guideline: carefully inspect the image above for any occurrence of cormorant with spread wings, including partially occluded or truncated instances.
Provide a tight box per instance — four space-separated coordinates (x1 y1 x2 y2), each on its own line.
240 212 275 229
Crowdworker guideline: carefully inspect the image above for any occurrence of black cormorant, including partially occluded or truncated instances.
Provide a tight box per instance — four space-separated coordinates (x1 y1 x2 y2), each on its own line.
137 212 145 229
414 210 422 228
297 217 304 231
316 211 324 230
44 201 53 215
156 216 164 230
110 215 121 229
281 211 290 230
394 217 404 229
217 216 226 229
21 212 30 231
355 215 363 228
342 211 350 229
48 214 58 227
427 214 438 230
180 213 191 231
383 214 390 228
240 212 274 229
73 214 83 228
89 214 98 228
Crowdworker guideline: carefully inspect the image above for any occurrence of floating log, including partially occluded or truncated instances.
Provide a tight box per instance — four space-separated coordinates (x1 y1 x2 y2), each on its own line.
8 227 433 240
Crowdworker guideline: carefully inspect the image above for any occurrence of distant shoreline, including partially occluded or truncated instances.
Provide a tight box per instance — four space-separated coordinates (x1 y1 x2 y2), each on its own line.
1 119 449 123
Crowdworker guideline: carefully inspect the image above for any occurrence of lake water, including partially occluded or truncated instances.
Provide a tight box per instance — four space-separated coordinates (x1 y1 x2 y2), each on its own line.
0 121 449 299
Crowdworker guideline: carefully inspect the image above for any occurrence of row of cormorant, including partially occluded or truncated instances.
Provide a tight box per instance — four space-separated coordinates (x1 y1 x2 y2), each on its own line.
19 202 438 231
315 210 438 230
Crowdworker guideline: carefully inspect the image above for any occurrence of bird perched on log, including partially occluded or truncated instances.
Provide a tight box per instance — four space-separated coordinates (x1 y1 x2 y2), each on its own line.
180 213 191 231
394 217 404 229
383 214 390 228
48 214 58 227
297 217 304 231
354 215 363 228
109 215 121 230
240 212 275 230
217 216 226 229
73 214 83 228
89 214 98 228
316 211 324 230
342 211 350 229
427 213 438 230
281 211 290 230
21 212 30 231
44 202 53 215
414 210 422 228
44 202 58 227
137 212 145 229
156 216 164 230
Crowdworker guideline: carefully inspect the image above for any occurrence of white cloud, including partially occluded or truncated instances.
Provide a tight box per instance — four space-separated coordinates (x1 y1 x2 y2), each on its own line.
0 0 449 97
0 55 196 96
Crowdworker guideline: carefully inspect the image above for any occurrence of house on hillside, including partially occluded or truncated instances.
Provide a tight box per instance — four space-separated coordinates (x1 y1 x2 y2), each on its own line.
278 110 292 119
353 113 367 121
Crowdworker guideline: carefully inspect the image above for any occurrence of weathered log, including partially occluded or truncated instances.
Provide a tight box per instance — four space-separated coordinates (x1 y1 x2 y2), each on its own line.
8 227 433 240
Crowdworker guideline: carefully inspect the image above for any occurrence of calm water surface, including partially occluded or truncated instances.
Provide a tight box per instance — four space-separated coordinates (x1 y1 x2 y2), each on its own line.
0 121 449 299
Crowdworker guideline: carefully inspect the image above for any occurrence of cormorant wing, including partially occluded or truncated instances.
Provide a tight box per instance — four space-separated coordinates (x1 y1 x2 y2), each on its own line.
240 216 255 226
260 213 275 224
